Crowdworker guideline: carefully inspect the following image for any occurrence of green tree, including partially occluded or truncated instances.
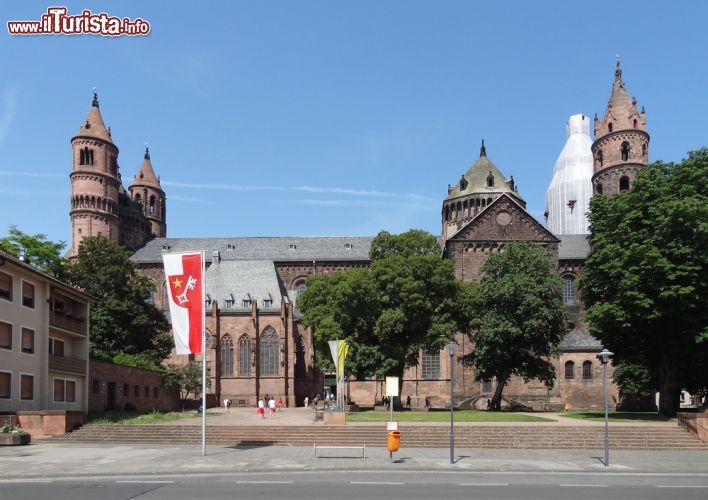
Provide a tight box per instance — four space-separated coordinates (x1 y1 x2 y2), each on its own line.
0 225 66 277
465 242 567 411
299 230 463 393
612 362 655 410
578 150 708 416
67 236 172 363
163 362 211 407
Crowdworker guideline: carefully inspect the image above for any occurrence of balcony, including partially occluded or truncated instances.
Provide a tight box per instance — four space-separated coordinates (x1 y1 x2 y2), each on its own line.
48 354 87 375
49 311 88 336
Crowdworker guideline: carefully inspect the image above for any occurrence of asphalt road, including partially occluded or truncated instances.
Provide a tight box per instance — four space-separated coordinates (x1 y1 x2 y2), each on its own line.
2 471 708 500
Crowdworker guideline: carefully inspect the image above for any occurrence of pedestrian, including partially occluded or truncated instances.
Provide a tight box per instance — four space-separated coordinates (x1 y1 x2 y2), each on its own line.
223 397 231 414
406 395 411 408
304 396 309 408
486 398 491 410
257 399 265 419
277 397 284 411
312 395 319 409
268 397 277 417
425 396 431 408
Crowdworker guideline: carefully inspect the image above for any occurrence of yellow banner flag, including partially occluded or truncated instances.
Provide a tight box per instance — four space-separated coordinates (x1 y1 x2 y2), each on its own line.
337 340 349 382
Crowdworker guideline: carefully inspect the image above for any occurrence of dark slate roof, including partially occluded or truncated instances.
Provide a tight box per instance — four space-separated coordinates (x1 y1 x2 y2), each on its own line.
559 329 603 352
131 236 375 264
558 234 590 260
206 260 282 311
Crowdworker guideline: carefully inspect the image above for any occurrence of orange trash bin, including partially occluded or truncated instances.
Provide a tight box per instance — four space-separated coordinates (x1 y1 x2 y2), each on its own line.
387 430 401 452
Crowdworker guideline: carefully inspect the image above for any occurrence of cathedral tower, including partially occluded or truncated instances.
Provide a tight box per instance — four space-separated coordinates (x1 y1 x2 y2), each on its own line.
128 147 167 238
69 92 121 256
591 60 649 195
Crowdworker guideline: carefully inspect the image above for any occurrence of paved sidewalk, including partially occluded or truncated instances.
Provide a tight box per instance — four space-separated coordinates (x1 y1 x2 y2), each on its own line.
1 442 706 479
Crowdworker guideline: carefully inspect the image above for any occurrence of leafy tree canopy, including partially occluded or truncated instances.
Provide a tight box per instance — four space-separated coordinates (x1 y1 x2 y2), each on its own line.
299 229 465 384
465 242 567 411
67 236 172 364
0 225 66 277
578 149 708 415
163 362 211 403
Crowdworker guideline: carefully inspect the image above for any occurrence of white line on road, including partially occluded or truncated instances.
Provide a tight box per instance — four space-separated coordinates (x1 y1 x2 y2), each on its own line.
656 485 708 488
0 479 53 483
115 480 174 484
236 481 294 484
458 483 509 486
350 481 405 485
559 484 608 487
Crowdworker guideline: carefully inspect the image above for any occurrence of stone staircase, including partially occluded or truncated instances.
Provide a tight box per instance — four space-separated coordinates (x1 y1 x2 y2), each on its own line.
46 424 707 450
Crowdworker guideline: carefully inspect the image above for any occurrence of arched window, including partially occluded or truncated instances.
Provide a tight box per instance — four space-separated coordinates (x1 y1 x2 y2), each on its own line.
79 149 85 165
135 193 141 205
260 328 279 376
583 361 593 380
238 335 251 377
294 280 307 300
596 149 603 167
608 122 613 133
621 142 630 162
562 275 575 305
421 350 440 379
220 335 233 376
633 119 637 128
565 361 575 379
149 196 156 215
619 176 630 192
486 172 494 188
596 183 603 195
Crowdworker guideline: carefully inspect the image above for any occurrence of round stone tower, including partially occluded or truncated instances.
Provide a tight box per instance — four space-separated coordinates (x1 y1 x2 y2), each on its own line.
69 92 121 255
128 147 167 238
591 60 649 196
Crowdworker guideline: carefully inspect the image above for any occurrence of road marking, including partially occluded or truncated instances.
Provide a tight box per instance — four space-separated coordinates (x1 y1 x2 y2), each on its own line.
559 484 608 487
0 479 53 483
656 485 708 488
236 481 294 484
350 481 405 485
115 480 174 484
458 483 509 486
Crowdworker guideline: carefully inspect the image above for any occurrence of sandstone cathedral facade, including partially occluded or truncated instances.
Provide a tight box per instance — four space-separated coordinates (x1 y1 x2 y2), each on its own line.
71 62 648 410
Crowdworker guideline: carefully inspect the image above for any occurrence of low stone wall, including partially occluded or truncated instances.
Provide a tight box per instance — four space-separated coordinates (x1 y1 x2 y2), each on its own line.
678 408 708 441
14 410 84 438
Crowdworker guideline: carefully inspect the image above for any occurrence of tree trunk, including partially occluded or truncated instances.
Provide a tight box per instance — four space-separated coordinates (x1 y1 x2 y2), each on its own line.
490 375 508 411
658 357 680 417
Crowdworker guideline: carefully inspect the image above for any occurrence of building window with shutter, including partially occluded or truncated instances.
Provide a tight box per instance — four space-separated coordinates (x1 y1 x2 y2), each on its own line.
0 271 12 301
22 281 35 308
21 327 34 354
20 374 34 400
0 321 11 350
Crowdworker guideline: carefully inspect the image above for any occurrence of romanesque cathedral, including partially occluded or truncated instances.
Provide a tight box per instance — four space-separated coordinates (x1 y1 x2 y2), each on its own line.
70 62 648 410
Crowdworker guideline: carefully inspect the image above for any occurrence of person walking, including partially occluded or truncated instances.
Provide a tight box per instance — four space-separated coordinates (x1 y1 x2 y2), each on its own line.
277 397 284 412
304 396 309 408
268 397 277 418
406 395 411 408
257 399 265 419
223 397 231 414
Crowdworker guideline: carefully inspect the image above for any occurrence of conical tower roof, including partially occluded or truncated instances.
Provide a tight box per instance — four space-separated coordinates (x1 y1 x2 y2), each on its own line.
73 91 114 144
596 60 645 135
130 147 162 189
445 141 521 201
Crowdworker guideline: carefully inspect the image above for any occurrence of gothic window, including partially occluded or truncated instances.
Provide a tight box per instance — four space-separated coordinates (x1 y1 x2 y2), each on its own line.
562 275 575 305
238 335 251 377
294 280 307 299
149 196 156 215
619 176 630 192
421 350 440 379
220 335 234 376
608 122 613 133
621 142 630 162
486 172 494 188
79 148 85 165
564 361 575 380
260 328 279 376
633 119 637 128
582 361 593 380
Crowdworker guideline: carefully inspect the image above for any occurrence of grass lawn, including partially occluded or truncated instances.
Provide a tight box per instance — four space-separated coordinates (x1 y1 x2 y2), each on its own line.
89 411 216 425
562 411 673 422
347 410 556 423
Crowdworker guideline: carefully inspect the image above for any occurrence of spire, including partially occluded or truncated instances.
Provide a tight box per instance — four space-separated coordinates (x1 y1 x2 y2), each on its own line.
595 59 645 135
131 147 162 189
480 139 487 157
73 90 114 144
614 55 623 84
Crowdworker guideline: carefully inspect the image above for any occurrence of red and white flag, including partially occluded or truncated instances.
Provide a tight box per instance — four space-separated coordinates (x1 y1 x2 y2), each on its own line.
162 252 205 354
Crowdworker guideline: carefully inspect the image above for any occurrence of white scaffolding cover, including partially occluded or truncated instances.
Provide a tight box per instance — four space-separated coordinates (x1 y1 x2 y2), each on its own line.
545 114 593 235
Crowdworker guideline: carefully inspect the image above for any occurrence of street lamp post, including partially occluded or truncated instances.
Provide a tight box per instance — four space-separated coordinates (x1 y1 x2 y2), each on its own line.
447 341 458 465
596 348 614 467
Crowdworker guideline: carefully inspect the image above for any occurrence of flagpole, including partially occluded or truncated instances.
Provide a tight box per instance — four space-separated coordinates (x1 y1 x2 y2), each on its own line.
201 251 206 457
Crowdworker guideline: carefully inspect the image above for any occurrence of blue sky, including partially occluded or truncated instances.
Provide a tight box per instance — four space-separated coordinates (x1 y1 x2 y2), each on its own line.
1 1 706 246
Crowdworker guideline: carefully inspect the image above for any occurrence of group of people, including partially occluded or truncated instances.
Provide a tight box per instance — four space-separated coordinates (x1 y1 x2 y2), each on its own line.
303 393 337 409
257 394 283 418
